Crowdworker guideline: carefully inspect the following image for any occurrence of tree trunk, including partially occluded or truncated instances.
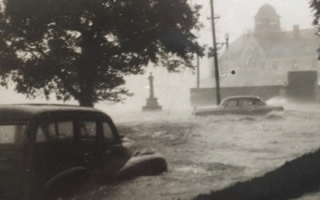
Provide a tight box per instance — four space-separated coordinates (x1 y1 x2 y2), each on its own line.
77 31 97 108
78 95 94 107
77 70 95 107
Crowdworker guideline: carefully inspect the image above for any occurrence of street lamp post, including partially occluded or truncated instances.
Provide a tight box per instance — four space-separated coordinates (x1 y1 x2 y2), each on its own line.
225 33 229 50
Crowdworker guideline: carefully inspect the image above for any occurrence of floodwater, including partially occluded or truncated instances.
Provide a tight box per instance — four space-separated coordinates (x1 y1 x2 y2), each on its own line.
70 105 320 200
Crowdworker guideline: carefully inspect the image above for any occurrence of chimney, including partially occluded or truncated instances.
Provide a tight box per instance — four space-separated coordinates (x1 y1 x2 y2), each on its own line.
293 25 300 39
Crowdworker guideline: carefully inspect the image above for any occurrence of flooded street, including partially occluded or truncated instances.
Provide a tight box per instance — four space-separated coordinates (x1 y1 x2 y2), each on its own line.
72 106 320 200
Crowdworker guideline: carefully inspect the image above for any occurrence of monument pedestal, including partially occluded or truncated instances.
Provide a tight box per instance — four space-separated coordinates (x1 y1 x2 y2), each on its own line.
143 73 162 111
143 97 162 111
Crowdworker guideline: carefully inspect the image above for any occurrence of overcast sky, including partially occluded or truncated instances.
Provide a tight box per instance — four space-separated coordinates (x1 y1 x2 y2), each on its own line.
193 0 314 44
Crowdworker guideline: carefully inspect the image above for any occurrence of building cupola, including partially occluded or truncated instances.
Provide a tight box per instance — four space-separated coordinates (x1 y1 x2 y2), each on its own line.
254 4 281 37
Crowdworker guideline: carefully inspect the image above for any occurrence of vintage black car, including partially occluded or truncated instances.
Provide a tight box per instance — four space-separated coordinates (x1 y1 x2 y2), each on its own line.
0 104 166 200
194 96 284 116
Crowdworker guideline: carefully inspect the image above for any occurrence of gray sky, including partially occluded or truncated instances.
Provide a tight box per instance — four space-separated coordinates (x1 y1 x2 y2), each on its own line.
194 0 314 44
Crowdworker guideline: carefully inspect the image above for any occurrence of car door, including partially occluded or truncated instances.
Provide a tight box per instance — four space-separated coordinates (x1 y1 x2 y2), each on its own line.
0 123 27 198
247 99 269 114
97 117 131 178
74 115 130 179
74 118 101 168
223 99 242 114
239 98 256 114
32 118 76 188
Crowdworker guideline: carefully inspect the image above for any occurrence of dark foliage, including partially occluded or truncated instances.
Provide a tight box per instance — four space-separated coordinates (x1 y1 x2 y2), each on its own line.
311 0 320 59
311 0 320 29
193 148 320 200
0 0 203 107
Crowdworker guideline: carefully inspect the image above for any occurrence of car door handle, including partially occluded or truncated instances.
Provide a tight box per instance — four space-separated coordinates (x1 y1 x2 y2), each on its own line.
105 150 111 154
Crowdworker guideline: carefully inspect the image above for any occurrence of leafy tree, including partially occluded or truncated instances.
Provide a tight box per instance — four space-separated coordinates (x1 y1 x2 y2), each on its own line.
311 0 320 59
0 0 203 107
311 0 320 28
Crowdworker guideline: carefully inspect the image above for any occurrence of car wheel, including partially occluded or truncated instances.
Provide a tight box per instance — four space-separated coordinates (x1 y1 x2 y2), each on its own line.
36 168 90 200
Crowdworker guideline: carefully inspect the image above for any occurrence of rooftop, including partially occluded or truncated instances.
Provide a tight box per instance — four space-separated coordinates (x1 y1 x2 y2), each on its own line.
255 3 280 19
220 27 319 62
223 95 261 100
0 104 103 121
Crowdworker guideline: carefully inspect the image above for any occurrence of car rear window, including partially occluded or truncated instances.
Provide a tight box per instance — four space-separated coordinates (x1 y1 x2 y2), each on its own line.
0 124 26 144
241 99 255 107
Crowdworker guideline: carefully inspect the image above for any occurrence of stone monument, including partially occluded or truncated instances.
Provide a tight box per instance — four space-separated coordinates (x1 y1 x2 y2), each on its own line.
143 73 162 111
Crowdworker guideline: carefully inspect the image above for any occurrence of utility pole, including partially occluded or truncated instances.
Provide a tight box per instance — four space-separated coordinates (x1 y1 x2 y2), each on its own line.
210 0 221 105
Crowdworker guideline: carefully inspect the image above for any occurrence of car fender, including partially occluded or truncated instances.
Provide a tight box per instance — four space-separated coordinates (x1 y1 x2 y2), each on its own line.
38 166 90 199
116 153 167 180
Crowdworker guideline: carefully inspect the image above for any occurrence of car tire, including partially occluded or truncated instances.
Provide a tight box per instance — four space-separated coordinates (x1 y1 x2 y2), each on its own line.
36 168 90 200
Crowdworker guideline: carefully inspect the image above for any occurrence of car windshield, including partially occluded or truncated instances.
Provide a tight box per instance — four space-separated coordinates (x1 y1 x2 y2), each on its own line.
0 124 27 145
219 99 229 106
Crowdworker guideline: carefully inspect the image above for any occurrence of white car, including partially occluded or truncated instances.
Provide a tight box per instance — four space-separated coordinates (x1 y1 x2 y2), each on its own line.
194 96 284 116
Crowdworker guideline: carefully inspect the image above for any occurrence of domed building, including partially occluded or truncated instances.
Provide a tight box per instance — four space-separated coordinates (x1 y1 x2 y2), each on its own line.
217 3 320 87
191 4 320 105
254 4 281 36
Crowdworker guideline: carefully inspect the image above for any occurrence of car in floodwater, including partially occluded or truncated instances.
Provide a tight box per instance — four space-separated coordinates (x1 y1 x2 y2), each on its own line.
0 104 167 200
194 96 284 116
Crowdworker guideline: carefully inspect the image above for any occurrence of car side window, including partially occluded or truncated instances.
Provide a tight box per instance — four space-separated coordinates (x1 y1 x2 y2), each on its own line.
36 121 74 142
225 99 237 108
241 99 255 107
58 121 74 139
79 121 97 138
103 122 114 140
0 124 26 144
36 122 56 142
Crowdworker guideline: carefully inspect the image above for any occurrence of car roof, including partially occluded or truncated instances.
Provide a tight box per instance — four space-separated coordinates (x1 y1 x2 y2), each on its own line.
222 96 261 101
0 104 106 121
